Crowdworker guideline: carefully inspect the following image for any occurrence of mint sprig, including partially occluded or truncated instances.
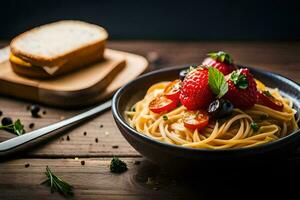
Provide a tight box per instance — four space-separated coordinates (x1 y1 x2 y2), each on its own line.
230 70 248 89
208 67 228 99
207 51 233 64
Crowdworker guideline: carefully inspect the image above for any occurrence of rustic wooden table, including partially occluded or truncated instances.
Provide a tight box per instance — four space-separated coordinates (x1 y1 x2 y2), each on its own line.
0 41 300 199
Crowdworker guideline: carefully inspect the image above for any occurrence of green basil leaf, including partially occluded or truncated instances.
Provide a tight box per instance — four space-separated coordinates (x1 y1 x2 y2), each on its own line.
13 119 25 136
208 67 228 99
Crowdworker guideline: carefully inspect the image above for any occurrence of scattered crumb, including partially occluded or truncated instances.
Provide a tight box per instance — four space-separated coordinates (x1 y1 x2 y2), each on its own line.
95 138 98 143
83 131 87 136
112 145 119 149
134 160 141 165
29 123 35 129
100 125 103 128
60 116 65 120
81 160 85 166
74 157 79 161
24 163 30 168
42 110 47 115
105 131 109 136
66 135 70 141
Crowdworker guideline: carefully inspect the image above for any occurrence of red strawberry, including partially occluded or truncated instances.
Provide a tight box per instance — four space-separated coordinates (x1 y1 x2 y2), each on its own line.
225 68 258 109
179 68 213 110
202 51 236 75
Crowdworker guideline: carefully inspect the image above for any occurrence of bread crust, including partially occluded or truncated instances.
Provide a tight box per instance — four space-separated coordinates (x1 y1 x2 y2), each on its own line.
10 20 108 68
11 43 105 78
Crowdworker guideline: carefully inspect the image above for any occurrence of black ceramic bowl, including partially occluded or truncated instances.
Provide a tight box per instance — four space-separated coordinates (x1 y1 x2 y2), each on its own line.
112 66 300 169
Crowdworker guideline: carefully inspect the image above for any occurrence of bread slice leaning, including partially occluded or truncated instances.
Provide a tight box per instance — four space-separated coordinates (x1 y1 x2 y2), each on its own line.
10 20 108 78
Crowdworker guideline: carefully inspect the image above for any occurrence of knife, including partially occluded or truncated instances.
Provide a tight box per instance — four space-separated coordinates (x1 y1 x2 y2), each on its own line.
0 100 112 152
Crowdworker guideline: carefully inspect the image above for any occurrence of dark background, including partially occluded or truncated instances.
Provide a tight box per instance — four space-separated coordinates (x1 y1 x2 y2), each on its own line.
0 0 299 40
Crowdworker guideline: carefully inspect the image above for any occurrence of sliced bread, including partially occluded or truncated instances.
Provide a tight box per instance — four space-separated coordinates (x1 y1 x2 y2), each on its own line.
10 20 108 77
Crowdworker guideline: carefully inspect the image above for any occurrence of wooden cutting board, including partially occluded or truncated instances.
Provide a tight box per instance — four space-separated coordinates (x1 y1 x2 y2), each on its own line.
0 47 148 108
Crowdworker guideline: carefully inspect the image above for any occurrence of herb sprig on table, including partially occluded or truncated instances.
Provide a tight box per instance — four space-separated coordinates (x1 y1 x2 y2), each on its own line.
0 119 25 136
110 157 128 173
42 166 73 197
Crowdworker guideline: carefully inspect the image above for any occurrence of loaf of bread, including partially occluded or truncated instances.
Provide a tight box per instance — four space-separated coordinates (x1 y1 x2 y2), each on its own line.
10 20 108 78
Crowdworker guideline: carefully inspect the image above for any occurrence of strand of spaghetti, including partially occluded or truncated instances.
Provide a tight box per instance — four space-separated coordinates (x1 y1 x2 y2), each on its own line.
245 110 268 118
143 123 163 140
193 129 201 142
215 131 277 149
281 122 287 137
164 125 190 144
253 104 294 121
243 137 274 148
146 82 169 94
243 125 279 140
182 122 219 147
183 128 194 141
198 132 207 140
132 101 150 129
219 114 252 138
159 121 174 144
270 89 294 113
247 125 254 137
208 125 279 149
269 134 279 140
230 119 245 140
242 119 251 139
140 114 157 120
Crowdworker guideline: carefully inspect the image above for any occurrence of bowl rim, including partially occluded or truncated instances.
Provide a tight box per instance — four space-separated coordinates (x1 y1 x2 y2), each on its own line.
112 65 300 153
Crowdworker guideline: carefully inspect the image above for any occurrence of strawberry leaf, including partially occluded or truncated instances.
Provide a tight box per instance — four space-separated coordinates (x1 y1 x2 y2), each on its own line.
230 70 248 89
207 51 233 64
208 67 228 99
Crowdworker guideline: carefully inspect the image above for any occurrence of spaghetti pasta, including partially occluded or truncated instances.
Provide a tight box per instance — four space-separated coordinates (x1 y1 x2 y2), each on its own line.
126 82 298 149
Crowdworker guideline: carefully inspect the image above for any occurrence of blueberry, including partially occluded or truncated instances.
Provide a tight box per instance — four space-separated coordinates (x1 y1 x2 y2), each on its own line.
30 105 40 117
1 117 13 126
208 99 233 119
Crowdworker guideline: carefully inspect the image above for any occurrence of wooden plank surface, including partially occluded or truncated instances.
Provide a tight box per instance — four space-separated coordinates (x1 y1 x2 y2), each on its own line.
0 41 299 199
1 158 300 200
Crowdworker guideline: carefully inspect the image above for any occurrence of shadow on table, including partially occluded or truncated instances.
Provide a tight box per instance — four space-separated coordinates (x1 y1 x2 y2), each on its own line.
133 157 300 198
